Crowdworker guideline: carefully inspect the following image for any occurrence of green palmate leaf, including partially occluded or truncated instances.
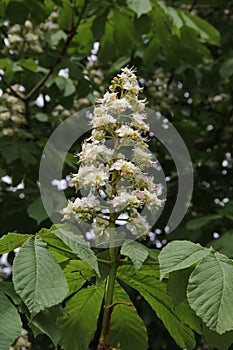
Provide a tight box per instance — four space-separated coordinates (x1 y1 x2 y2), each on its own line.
0 291 22 350
63 260 95 297
159 240 211 280
58 283 105 350
126 0 152 18
187 252 233 334
118 268 196 349
120 240 151 271
53 225 100 276
108 281 148 350
0 232 32 254
29 305 64 347
12 236 68 315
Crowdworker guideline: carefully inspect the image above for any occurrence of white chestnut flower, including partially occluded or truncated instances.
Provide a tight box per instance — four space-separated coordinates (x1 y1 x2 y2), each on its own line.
131 112 149 132
110 159 139 176
72 164 109 189
79 140 113 164
127 213 150 236
111 191 140 210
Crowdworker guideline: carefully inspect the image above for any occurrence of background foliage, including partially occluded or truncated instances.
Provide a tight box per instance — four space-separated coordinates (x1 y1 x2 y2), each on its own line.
0 0 233 349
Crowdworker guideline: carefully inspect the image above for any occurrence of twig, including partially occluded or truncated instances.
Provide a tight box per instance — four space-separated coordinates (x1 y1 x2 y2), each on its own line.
0 0 89 104
106 301 132 310
189 0 198 12
24 0 88 101
0 74 25 100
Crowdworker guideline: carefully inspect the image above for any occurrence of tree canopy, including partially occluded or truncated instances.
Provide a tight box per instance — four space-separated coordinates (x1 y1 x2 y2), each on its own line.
0 0 233 349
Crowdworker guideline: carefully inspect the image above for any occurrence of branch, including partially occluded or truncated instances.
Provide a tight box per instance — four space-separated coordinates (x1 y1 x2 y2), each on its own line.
0 74 26 101
24 0 88 101
181 4 223 10
189 0 198 12
0 0 89 105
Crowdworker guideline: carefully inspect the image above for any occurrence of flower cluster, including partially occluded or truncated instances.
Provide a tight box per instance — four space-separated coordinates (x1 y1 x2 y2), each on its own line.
3 12 59 55
0 85 26 136
62 67 163 242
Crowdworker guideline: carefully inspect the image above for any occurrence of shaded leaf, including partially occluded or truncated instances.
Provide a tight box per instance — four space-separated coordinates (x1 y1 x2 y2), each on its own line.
0 291 22 350
0 282 21 305
18 58 38 72
58 283 105 350
63 260 95 297
29 305 64 347
53 224 100 276
203 325 233 350
167 267 193 306
209 230 233 258
108 281 148 350
27 197 48 224
186 214 222 230
118 269 196 349
181 11 220 46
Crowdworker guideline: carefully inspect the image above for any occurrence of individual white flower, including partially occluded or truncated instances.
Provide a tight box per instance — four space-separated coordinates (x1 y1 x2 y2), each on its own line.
131 112 149 132
8 34 23 44
90 129 106 141
110 159 139 176
72 164 109 189
1 112 11 121
117 67 143 95
93 105 108 117
134 173 156 191
92 217 109 237
2 128 14 136
97 91 117 104
127 213 150 236
79 140 113 164
62 200 76 220
62 193 100 221
107 97 131 113
111 191 140 210
132 189 162 208
116 125 141 140
133 147 156 168
91 113 116 129
74 193 100 210
146 191 162 208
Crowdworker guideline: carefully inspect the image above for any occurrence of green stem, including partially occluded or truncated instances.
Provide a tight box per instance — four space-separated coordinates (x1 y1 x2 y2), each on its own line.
100 220 119 347
99 112 122 348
